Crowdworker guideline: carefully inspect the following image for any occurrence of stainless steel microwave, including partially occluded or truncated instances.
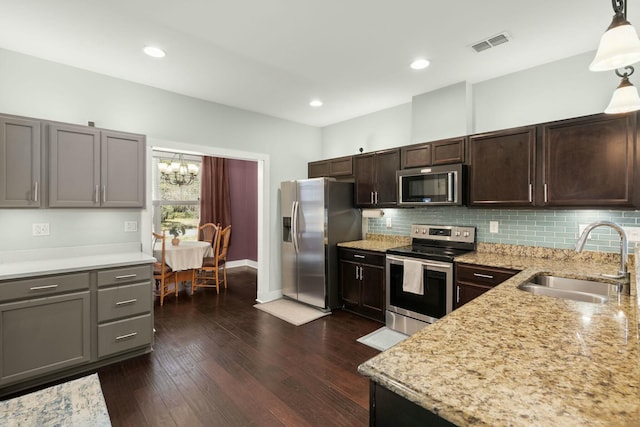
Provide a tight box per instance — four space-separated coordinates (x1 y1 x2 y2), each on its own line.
397 164 463 206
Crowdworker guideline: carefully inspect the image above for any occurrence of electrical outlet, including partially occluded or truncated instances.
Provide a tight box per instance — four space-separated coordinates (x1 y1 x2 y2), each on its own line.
386 217 392 228
32 223 50 236
624 226 640 242
578 224 592 239
489 221 499 233
124 221 138 232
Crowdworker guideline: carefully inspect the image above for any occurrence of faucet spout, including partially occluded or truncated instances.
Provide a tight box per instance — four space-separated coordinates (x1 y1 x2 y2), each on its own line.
575 221 629 286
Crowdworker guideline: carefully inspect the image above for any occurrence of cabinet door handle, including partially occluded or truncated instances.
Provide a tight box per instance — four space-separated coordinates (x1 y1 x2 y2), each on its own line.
115 332 138 341
116 298 137 306
375 191 379 204
355 266 359 280
102 186 106 203
360 266 364 281
528 183 532 203
544 183 548 203
456 285 460 303
29 284 59 291
353 254 365 259
473 273 494 279
370 192 374 204
34 181 39 202
115 274 137 280
95 185 99 203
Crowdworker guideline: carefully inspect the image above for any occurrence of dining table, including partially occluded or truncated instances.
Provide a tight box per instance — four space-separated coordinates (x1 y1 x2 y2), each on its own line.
153 240 213 287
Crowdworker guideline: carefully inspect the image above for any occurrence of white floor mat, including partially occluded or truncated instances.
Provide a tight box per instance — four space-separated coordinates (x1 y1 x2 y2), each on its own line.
357 327 408 351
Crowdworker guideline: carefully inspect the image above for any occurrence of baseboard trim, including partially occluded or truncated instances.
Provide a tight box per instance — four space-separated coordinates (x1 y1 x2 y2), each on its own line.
227 259 258 270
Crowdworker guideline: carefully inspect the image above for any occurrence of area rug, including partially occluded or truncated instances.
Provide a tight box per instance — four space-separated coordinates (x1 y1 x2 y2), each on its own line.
357 327 408 351
0 373 111 426
254 298 330 326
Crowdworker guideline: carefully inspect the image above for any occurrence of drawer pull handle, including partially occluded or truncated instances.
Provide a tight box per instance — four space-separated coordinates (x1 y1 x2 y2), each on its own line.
116 299 137 306
473 273 494 279
354 254 365 259
115 274 137 280
30 284 59 291
115 332 137 341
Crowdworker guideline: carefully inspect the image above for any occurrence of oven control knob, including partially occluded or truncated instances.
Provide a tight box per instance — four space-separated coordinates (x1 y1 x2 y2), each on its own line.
414 228 419 234
455 231 461 236
463 231 470 237
422 229 427 234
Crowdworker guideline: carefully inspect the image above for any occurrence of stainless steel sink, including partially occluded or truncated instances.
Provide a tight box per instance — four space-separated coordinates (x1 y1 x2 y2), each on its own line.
517 275 612 304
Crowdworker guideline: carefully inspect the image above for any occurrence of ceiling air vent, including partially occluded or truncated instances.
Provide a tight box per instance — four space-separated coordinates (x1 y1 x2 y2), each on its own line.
471 32 510 53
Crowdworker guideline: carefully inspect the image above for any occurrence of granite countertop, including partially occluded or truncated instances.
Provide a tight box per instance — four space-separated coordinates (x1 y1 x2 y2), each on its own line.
358 245 640 426
0 243 155 281
338 233 411 253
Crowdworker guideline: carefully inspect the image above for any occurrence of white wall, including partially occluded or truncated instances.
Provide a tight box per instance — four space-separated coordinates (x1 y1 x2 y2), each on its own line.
411 82 471 143
322 51 617 152
320 102 411 158
473 51 615 133
0 48 321 302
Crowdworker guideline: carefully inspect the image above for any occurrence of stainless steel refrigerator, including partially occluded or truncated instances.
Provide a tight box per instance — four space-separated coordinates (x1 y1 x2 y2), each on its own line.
281 178 361 310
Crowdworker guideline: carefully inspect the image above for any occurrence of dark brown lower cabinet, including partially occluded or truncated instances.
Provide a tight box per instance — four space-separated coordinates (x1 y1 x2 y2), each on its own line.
339 248 385 322
454 263 519 309
370 381 456 427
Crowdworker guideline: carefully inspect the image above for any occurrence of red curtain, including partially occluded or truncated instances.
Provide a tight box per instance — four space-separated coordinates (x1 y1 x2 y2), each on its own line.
199 156 231 227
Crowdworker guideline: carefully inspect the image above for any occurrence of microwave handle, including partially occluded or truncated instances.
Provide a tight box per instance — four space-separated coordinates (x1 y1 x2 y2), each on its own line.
447 172 454 202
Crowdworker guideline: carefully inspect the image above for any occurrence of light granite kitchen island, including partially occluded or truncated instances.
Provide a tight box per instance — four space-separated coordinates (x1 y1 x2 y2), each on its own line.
358 245 640 426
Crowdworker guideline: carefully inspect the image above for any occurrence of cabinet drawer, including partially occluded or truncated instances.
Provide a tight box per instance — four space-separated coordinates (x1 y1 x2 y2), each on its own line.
0 272 89 303
97 264 151 288
339 248 385 266
456 263 518 287
98 282 151 322
98 313 152 358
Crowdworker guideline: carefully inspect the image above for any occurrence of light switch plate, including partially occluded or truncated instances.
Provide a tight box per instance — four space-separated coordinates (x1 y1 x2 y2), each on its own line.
624 226 640 242
386 217 392 228
489 221 499 233
124 221 138 232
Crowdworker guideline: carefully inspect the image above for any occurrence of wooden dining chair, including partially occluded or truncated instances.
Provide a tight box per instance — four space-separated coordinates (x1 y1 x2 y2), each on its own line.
153 231 177 305
192 224 231 294
197 222 219 247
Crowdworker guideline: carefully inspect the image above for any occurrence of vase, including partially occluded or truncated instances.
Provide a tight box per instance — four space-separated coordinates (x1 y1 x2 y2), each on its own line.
171 238 180 246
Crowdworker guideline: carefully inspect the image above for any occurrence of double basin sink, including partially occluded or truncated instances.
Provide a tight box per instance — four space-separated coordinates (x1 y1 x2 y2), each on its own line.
517 275 623 304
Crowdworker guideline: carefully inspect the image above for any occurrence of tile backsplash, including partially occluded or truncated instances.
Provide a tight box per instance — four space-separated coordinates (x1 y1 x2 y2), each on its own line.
368 207 640 253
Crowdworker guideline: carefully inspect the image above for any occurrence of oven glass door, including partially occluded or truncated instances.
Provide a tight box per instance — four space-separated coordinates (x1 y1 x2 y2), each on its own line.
387 257 452 320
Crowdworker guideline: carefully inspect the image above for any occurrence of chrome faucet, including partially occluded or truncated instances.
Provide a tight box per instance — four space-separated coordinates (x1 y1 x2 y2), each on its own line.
575 221 630 287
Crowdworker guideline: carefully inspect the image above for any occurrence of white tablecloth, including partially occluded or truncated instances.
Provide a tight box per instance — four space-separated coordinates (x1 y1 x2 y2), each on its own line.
154 240 212 271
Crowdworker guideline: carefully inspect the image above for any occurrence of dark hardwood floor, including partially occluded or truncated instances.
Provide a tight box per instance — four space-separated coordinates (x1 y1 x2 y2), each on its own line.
98 267 382 426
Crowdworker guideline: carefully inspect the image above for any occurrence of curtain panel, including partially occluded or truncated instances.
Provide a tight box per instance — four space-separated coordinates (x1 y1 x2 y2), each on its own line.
199 156 231 228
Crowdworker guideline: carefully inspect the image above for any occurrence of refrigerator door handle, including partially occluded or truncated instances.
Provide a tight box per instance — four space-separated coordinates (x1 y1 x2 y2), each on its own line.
292 200 300 254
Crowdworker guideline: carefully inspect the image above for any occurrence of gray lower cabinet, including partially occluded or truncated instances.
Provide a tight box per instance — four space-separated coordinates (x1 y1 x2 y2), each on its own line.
0 284 91 386
0 263 153 395
48 123 145 208
0 115 42 207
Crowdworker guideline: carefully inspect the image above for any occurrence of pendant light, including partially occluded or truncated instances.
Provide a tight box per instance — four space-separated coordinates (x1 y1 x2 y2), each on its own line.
590 0 640 71
604 66 640 113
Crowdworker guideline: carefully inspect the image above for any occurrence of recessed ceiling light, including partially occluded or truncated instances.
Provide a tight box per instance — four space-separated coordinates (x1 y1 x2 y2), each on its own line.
410 58 430 70
143 46 166 58
309 99 323 107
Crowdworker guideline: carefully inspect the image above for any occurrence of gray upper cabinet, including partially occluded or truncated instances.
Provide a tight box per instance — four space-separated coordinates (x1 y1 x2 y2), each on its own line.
0 115 41 207
49 124 145 208
101 131 145 208
48 124 101 207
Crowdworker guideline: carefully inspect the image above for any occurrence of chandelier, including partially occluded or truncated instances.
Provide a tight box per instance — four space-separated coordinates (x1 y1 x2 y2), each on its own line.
158 153 199 186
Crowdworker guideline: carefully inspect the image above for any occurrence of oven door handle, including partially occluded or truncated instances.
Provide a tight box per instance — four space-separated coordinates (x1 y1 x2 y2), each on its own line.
386 255 451 269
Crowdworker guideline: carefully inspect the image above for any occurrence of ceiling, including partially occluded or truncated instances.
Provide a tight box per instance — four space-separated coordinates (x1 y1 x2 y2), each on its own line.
0 1 633 127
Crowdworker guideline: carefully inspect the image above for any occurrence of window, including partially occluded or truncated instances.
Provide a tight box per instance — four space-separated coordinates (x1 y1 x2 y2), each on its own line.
152 151 201 241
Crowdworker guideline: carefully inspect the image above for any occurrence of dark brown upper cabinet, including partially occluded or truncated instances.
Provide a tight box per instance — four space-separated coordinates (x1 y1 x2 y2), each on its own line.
541 113 635 207
308 155 353 179
468 126 536 207
354 148 400 207
401 137 465 169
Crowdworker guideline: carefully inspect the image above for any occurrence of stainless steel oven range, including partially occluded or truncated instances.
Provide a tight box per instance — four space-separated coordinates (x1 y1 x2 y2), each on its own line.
386 224 476 335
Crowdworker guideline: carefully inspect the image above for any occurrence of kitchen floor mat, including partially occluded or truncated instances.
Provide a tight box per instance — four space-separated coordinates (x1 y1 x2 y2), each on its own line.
254 298 330 326
357 327 408 351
